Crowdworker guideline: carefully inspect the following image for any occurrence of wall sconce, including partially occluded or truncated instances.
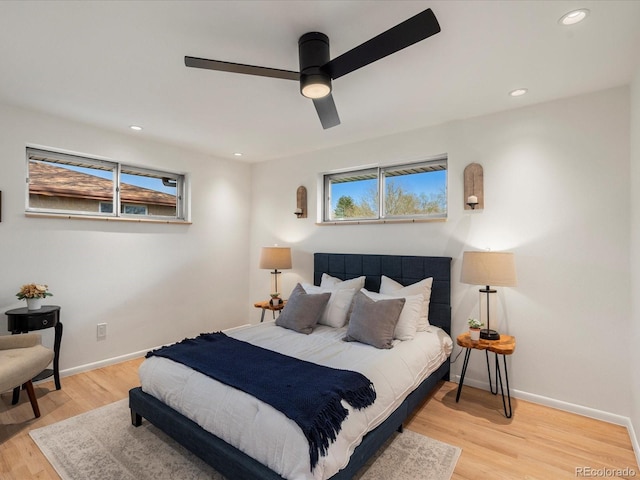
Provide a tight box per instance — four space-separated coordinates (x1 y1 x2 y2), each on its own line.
464 163 484 210
294 186 307 218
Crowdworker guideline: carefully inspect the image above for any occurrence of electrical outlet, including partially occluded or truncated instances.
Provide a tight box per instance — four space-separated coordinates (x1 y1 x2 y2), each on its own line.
97 323 107 339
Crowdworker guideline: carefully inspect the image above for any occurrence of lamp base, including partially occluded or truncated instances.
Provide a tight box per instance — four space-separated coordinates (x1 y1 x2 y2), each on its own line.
480 328 500 340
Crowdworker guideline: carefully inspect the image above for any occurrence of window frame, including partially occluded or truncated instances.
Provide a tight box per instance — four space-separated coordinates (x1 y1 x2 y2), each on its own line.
320 156 447 224
25 147 189 223
323 167 379 221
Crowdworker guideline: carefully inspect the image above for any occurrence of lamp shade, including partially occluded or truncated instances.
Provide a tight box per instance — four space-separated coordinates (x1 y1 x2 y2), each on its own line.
461 251 517 287
259 247 292 270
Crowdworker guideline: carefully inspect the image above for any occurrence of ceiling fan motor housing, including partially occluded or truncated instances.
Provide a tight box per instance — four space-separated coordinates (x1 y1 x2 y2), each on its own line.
298 32 332 98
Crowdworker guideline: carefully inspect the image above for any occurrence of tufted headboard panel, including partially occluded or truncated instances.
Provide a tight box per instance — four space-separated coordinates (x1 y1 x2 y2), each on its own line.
313 253 452 334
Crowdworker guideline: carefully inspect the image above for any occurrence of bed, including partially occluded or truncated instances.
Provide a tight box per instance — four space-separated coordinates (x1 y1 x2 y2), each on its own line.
129 253 452 479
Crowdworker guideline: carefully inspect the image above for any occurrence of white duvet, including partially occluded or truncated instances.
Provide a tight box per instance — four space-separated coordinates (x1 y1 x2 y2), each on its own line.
139 322 452 480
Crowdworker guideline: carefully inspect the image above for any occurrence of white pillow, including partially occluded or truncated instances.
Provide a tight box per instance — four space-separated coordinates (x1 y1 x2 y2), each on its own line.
302 283 357 328
380 276 433 331
320 273 366 291
361 289 423 341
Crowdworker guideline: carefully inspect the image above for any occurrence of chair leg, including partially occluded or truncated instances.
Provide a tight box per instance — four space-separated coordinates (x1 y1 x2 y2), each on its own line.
23 380 41 418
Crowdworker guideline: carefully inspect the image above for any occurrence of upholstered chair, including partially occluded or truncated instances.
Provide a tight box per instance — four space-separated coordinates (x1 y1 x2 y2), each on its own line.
0 333 54 418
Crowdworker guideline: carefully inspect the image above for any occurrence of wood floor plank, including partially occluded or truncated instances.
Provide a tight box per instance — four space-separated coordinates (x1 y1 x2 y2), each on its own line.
1 358 637 479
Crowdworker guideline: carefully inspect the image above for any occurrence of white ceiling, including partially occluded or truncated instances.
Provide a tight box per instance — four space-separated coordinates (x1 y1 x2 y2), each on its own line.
1 1 639 163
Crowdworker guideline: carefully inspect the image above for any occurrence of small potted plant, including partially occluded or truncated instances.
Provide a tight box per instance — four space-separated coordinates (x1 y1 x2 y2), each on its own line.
16 283 53 311
468 317 484 341
269 293 281 307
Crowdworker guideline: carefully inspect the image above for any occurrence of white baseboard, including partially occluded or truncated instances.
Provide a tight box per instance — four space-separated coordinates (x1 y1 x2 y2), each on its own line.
56 348 155 379
628 420 640 470
453 375 640 468
453 374 627 424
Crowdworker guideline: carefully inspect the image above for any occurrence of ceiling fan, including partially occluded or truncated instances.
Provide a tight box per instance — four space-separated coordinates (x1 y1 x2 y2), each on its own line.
184 8 440 129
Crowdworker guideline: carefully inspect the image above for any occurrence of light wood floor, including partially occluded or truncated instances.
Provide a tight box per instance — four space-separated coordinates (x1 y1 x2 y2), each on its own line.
1 358 638 479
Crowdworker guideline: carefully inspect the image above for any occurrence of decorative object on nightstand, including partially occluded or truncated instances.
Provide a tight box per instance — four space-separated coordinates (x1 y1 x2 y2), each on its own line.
270 293 281 306
455 332 516 418
259 246 292 296
16 283 53 311
461 251 517 340
464 163 484 210
468 317 483 341
294 186 307 218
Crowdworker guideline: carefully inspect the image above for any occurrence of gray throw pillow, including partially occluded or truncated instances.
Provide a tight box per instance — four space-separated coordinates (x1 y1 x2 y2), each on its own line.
344 291 406 349
276 283 331 334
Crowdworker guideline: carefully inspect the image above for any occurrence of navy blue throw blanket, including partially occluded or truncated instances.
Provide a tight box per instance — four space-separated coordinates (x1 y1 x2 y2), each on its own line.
146 332 376 469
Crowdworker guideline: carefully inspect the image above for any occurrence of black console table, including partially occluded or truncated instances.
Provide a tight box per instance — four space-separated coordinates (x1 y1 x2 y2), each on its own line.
5 305 62 404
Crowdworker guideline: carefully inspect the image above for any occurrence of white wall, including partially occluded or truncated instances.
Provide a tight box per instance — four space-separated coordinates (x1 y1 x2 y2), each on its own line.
0 103 252 371
1 84 633 446
250 87 631 418
629 65 640 460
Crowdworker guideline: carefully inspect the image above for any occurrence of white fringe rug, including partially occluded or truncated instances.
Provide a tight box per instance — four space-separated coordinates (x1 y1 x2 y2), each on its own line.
30 399 461 480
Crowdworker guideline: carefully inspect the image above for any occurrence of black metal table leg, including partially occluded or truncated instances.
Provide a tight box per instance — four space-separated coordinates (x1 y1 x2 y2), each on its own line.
494 353 513 418
485 350 498 395
455 348 472 402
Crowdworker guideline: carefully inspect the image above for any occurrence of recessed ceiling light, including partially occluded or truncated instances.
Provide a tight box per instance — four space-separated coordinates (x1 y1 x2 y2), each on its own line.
233 152 243 157
559 9 589 26
509 88 528 97
129 125 143 131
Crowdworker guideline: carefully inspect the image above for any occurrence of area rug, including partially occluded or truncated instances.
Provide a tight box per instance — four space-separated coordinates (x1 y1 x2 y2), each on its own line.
30 399 461 480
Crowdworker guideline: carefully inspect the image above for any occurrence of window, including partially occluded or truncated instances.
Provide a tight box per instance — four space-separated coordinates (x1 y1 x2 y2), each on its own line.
323 157 447 222
26 147 187 221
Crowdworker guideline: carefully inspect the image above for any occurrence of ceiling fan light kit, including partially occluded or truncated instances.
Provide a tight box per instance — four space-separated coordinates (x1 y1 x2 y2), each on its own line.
299 32 332 99
185 8 440 129
300 76 331 99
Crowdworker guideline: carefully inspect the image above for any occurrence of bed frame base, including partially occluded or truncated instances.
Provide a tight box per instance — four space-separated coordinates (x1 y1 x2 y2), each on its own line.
129 361 448 480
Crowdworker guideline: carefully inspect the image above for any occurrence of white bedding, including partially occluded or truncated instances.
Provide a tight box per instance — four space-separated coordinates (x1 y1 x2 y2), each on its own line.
139 321 452 480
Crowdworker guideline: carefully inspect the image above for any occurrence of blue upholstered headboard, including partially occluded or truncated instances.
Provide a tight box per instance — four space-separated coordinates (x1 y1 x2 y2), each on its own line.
314 253 452 334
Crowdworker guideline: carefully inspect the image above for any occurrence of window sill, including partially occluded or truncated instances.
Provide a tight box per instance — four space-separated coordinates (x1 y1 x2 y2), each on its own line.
317 217 446 226
25 212 191 225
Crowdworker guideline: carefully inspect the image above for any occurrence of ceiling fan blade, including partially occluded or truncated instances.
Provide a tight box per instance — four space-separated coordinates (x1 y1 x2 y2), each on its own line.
185 56 300 81
313 94 340 129
324 8 440 80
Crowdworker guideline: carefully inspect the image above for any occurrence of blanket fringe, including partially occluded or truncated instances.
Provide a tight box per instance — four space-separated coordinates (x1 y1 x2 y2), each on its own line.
305 382 376 470
306 397 349 469
344 383 377 410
